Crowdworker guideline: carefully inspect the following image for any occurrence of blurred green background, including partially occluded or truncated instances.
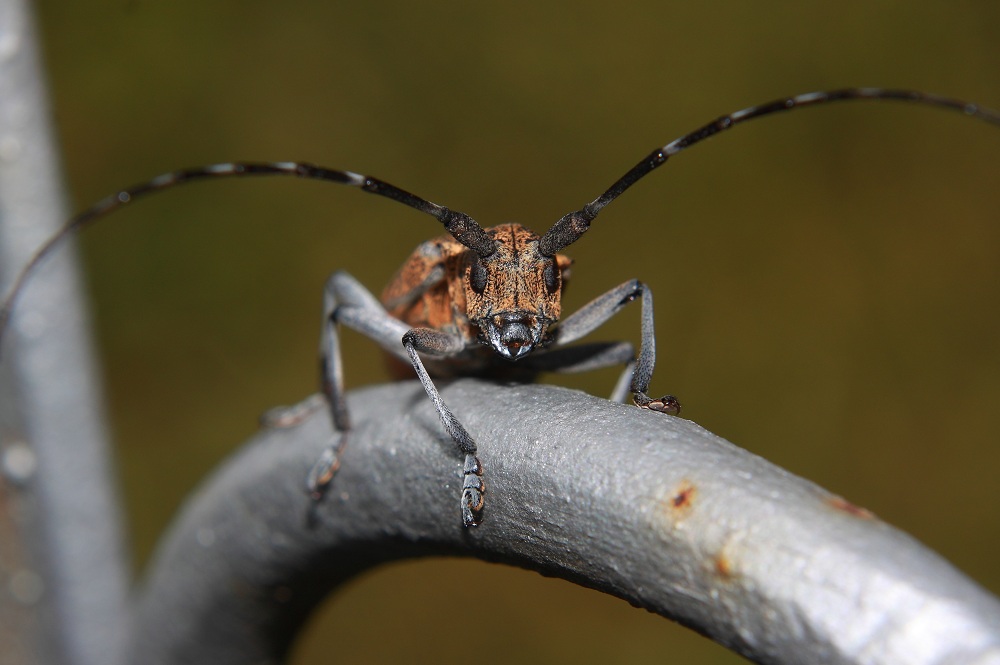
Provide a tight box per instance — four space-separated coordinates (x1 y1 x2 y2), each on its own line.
31 1 1000 662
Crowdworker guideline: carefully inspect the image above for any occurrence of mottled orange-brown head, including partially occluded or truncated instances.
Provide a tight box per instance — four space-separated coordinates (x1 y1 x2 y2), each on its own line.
464 224 571 360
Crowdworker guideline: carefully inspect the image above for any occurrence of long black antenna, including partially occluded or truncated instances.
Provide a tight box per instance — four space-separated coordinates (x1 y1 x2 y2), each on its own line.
0 162 495 347
539 88 1000 256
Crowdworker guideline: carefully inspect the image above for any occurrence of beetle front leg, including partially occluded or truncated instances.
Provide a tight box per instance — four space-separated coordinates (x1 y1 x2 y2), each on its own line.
627 281 681 414
304 274 358 500
306 271 411 501
402 328 486 527
553 279 681 415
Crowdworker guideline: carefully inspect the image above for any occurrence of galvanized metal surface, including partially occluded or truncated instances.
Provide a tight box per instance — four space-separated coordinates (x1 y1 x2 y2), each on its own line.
131 381 1000 665
0 1 127 663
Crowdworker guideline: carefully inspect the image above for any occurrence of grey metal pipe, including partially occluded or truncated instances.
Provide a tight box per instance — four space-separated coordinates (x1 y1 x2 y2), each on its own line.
0 1 128 663
130 381 1000 665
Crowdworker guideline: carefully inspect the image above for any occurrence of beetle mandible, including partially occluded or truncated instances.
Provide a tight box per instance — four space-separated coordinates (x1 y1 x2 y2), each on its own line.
1 88 998 527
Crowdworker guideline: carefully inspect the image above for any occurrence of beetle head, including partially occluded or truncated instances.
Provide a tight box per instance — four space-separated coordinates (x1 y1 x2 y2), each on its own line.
464 224 571 360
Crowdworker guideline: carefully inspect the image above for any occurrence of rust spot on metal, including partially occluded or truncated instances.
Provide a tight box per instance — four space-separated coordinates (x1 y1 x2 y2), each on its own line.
710 533 742 581
826 495 874 519
670 480 696 511
714 552 734 580
659 480 699 534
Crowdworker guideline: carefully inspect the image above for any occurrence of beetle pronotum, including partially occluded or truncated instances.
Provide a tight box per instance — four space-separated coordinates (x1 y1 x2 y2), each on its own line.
1 88 998 527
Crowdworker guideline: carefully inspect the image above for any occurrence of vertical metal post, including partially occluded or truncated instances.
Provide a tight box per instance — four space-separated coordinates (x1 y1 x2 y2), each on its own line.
0 1 128 664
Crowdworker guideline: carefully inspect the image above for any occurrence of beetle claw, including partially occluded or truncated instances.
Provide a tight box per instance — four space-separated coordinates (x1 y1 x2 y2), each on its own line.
636 394 681 416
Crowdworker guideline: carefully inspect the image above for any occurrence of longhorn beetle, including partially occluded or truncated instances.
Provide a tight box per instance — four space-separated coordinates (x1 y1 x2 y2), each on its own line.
2 88 999 527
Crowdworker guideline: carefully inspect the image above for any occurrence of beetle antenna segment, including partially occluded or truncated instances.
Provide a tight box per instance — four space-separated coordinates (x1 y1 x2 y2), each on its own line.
0 162 494 347
538 88 1000 256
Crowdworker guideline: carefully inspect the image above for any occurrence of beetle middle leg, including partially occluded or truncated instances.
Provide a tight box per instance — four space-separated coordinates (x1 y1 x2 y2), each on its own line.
549 279 681 415
521 341 637 403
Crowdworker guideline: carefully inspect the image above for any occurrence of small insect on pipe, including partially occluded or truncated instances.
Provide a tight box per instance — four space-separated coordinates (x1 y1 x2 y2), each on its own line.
1 89 998 527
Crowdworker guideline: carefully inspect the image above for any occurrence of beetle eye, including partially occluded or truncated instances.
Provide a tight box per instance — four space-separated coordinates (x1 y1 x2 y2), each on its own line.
543 260 559 294
470 257 488 294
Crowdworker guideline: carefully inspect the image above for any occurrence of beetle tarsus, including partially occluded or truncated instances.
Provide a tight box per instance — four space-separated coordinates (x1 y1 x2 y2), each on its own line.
461 454 486 527
462 490 485 528
634 393 682 416
306 436 345 501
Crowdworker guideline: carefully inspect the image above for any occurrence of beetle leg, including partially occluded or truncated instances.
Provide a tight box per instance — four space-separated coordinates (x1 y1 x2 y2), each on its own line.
402 328 485 527
521 341 636 402
609 360 638 404
306 271 410 501
259 393 326 428
551 279 680 415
